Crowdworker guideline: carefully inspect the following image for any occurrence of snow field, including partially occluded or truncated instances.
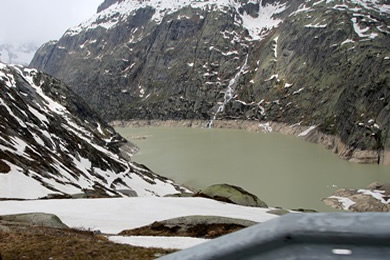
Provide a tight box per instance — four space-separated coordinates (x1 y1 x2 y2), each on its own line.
0 197 277 234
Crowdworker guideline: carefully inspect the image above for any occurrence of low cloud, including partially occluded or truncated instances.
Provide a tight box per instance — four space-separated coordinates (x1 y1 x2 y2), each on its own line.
0 0 102 45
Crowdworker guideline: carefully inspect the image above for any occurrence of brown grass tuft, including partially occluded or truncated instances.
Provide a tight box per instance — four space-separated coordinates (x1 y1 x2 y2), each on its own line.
0 224 174 259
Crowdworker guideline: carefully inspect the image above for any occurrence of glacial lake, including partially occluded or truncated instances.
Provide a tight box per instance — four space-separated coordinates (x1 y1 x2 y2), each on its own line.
116 127 390 212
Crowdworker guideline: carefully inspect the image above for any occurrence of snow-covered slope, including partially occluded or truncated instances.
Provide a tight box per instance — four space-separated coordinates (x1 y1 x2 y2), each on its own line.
66 0 289 41
0 62 187 199
67 0 390 40
0 43 38 65
0 196 280 249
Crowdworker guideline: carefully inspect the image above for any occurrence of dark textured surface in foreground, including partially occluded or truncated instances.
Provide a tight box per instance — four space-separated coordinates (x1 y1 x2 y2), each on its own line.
119 215 257 239
0 224 173 260
159 213 390 260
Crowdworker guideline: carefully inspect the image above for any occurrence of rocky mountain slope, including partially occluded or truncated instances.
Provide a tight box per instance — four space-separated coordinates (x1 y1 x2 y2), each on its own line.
31 0 390 164
0 43 38 65
0 62 186 199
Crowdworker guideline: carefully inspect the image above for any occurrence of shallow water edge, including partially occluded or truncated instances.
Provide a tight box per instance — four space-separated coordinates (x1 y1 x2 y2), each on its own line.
111 119 389 166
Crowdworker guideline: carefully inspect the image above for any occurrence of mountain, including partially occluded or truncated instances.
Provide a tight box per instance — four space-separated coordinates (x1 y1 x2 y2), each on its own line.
0 43 38 65
0 62 186 199
30 0 390 164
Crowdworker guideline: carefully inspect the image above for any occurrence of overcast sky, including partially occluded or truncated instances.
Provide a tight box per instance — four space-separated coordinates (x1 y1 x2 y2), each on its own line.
0 0 103 46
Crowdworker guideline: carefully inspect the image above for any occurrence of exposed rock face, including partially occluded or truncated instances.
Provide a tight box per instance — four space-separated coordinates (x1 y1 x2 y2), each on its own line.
119 215 257 238
323 182 390 212
266 209 290 216
0 62 187 199
31 0 390 164
0 213 68 229
197 183 268 208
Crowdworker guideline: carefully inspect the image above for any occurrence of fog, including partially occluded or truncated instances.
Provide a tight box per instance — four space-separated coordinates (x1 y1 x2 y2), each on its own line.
0 0 103 45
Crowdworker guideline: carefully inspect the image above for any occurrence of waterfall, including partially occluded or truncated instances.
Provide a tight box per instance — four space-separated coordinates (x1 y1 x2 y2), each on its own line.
207 54 249 128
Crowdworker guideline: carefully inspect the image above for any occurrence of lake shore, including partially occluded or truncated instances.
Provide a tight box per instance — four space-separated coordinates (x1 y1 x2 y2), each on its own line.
110 120 389 166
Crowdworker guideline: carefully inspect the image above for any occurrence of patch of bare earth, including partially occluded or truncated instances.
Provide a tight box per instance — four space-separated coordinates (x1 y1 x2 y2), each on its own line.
0 224 174 260
119 221 246 239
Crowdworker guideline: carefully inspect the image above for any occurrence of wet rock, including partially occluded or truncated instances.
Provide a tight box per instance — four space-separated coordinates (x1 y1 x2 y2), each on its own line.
196 184 268 208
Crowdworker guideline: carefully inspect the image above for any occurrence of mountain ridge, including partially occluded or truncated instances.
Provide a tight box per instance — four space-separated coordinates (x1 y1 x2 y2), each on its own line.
0 62 187 199
30 0 390 164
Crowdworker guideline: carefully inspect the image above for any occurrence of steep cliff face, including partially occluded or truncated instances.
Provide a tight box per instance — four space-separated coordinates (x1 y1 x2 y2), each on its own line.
31 0 390 162
0 62 186 199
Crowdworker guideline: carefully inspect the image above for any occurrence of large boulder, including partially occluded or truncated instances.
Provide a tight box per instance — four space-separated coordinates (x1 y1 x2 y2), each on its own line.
322 182 390 212
367 182 390 195
119 215 257 238
197 184 268 208
0 213 68 229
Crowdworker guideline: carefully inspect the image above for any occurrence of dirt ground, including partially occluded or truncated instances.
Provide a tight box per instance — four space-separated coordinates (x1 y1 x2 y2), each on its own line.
0 223 174 260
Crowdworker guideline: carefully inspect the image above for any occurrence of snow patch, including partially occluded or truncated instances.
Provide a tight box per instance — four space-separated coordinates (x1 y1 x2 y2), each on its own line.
351 18 378 39
292 87 305 95
298 126 317 137
305 23 327 28
341 39 355 45
328 196 356 210
358 189 390 204
28 105 49 125
66 0 288 41
109 236 208 249
0 162 56 199
265 74 279 81
0 197 278 234
272 36 279 58
259 122 273 133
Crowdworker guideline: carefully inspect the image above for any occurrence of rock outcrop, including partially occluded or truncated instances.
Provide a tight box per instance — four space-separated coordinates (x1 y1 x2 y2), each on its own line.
323 182 390 212
0 62 188 199
31 0 390 164
0 213 68 229
119 215 257 238
196 183 268 208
